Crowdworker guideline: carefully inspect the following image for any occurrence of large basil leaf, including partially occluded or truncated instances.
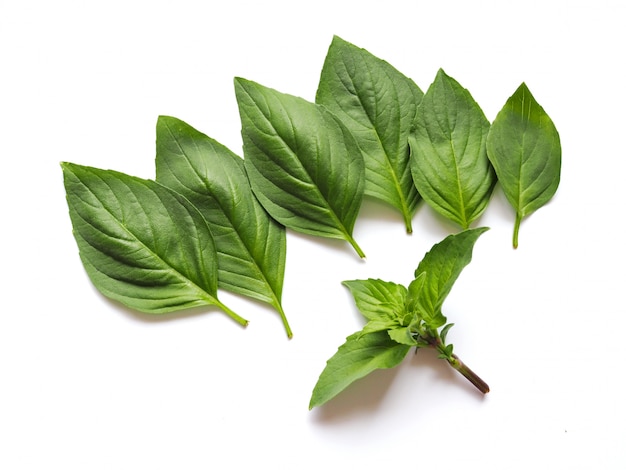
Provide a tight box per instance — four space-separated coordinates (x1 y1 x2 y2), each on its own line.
154 116 291 337
316 36 423 233
486 83 561 248
61 162 247 325
234 77 366 258
412 227 488 329
309 331 411 409
409 69 495 229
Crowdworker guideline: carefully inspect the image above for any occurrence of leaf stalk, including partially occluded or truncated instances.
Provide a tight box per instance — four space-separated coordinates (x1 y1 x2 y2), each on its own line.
513 212 522 249
275 304 293 339
346 233 366 259
216 300 249 327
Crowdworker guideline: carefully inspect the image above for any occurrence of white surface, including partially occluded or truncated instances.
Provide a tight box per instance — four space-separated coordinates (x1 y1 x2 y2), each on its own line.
1 1 625 468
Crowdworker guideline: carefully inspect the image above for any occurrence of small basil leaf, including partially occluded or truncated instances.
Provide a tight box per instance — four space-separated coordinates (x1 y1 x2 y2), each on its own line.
234 77 366 257
154 116 291 337
486 82 561 248
61 163 247 325
309 331 411 409
414 227 488 328
437 343 454 360
358 320 398 337
405 271 427 316
440 323 455 344
342 279 407 322
387 327 418 346
409 69 496 229
316 35 423 233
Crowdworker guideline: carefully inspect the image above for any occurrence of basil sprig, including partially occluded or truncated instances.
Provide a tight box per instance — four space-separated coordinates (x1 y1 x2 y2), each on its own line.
310 228 489 409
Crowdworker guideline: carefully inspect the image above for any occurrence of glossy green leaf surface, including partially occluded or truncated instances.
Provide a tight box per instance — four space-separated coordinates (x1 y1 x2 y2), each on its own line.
309 331 411 409
235 77 366 257
412 227 488 328
316 36 423 232
154 116 291 337
409 69 495 228
486 83 561 248
61 163 247 325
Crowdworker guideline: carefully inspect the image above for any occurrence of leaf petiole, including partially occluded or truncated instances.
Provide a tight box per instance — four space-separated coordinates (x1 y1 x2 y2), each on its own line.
346 233 366 259
513 212 522 249
275 303 293 339
214 300 249 327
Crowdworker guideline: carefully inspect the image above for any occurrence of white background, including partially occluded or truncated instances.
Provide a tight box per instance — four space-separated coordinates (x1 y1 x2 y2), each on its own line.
1 0 624 468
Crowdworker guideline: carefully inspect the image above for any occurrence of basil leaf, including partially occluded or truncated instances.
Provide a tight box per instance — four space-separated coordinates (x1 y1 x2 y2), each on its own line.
154 116 291 337
413 227 488 329
409 69 495 229
486 83 561 248
387 327 418 346
234 77 366 258
316 36 423 233
342 279 407 322
309 331 410 409
61 163 247 325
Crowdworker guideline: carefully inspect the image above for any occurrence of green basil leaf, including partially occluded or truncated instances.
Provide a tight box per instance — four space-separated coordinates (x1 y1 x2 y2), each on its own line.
61 162 247 325
439 323 454 344
154 116 291 337
316 36 423 233
387 327 418 346
486 82 561 248
405 271 427 316
234 77 366 258
358 320 399 337
413 227 488 328
342 279 407 322
309 331 411 409
409 69 495 229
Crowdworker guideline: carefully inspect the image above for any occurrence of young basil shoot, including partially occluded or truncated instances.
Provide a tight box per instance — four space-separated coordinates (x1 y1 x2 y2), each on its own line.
309 228 489 409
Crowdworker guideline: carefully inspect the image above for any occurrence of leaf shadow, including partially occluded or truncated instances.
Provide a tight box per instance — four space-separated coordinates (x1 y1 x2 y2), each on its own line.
89 284 246 326
311 346 487 424
355 197 414 230
310 365 404 424
286 229 367 263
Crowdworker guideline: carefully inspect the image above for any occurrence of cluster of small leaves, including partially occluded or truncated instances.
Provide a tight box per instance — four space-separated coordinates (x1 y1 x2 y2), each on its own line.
309 228 489 408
